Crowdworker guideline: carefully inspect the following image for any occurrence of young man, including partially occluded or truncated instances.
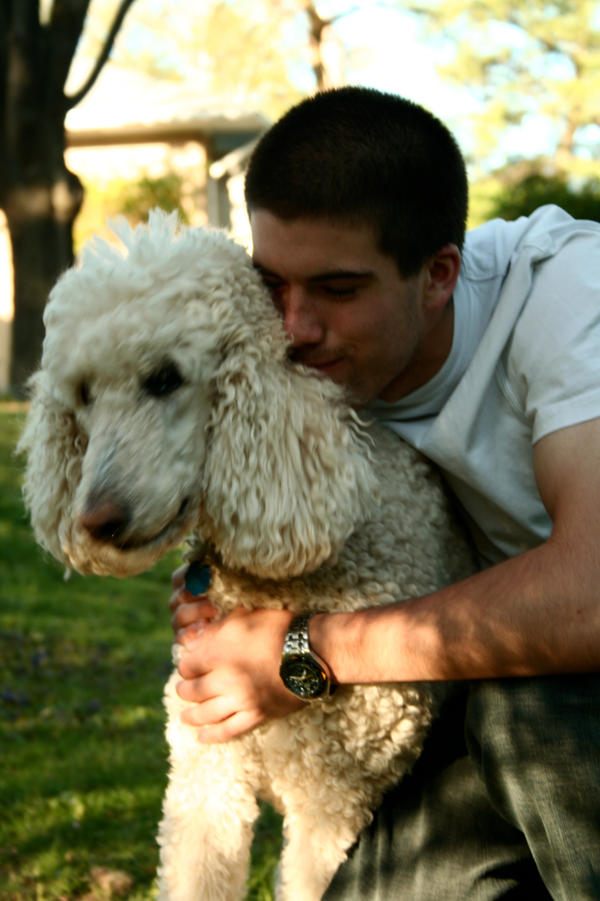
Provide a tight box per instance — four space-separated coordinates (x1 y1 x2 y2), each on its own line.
170 88 600 898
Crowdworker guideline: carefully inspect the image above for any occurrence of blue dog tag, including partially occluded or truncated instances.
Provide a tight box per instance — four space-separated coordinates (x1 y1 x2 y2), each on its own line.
185 561 211 596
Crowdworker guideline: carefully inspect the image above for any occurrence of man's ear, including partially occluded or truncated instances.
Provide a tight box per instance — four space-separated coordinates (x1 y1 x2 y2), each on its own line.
423 244 461 311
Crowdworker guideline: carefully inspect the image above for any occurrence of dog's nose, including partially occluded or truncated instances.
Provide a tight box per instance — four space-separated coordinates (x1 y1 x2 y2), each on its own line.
78 498 131 544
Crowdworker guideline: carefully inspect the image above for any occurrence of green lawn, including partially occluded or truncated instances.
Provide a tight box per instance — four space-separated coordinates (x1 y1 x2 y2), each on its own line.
0 403 281 900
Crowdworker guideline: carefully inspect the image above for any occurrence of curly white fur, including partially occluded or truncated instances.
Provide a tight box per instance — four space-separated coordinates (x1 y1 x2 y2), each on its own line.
19 210 476 900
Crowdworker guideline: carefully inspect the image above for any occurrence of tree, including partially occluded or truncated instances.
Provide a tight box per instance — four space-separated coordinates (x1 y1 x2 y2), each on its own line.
1 0 137 392
296 0 347 90
79 0 305 121
412 0 600 179
80 0 360 115
488 171 600 224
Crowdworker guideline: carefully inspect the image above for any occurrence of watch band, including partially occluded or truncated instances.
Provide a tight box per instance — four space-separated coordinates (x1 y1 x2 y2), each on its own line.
282 614 315 657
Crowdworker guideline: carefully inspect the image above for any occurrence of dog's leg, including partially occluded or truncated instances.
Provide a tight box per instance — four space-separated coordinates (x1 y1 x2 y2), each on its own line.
156 673 261 901
268 753 373 900
275 798 371 901
156 772 259 901
265 686 432 901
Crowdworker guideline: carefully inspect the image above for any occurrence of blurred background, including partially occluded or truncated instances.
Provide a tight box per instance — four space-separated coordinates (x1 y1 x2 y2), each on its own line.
1 0 599 394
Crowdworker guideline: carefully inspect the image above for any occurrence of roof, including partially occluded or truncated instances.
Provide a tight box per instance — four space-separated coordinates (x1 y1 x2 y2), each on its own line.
65 64 268 156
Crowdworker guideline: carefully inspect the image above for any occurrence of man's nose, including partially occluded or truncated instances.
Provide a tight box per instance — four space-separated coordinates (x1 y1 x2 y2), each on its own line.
282 286 324 348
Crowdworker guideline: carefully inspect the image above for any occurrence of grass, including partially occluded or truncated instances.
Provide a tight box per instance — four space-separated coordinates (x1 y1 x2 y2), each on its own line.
0 403 282 900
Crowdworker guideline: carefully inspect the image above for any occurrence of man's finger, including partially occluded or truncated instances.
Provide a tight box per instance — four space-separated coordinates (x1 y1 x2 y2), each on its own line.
176 619 214 651
171 600 216 631
179 693 237 727
171 564 188 590
194 710 264 744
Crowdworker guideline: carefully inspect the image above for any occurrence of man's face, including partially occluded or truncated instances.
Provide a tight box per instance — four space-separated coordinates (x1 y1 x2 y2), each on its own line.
250 210 447 406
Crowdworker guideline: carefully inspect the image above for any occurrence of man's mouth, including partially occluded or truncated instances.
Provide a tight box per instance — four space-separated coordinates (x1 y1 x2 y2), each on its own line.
293 354 344 374
311 359 342 372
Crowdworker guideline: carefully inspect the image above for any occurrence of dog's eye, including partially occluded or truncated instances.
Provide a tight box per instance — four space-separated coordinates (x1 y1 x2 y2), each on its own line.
142 363 184 398
78 381 92 407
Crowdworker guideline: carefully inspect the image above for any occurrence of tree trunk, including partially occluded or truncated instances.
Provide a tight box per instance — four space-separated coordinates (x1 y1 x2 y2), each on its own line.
300 0 345 90
1 1 86 392
1 0 136 393
6 170 83 390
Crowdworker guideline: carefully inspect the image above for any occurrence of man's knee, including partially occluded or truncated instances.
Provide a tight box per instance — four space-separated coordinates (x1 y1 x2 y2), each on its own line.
465 674 600 899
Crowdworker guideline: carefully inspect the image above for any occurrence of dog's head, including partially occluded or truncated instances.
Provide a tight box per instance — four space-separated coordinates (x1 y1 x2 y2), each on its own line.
19 211 377 579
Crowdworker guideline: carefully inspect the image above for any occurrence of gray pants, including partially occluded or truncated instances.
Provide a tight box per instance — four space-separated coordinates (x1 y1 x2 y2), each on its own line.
323 675 600 900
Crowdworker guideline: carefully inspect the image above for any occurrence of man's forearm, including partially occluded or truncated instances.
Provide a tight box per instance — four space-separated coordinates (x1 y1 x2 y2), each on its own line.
309 537 600 685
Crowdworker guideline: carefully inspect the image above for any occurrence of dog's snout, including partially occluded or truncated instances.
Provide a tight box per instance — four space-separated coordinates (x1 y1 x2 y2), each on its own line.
78 497 131 544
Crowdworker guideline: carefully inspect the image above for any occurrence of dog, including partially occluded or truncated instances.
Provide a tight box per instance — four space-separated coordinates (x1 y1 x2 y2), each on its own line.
19 210 475 899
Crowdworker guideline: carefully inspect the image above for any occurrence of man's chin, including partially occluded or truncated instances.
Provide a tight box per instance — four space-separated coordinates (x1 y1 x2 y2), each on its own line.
291 354 374 407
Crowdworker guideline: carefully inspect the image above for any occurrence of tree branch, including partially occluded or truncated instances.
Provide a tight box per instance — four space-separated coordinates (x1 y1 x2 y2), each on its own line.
64 0 137 109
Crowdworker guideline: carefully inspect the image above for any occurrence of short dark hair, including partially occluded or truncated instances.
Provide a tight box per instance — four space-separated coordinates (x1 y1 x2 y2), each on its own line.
245 86 468 276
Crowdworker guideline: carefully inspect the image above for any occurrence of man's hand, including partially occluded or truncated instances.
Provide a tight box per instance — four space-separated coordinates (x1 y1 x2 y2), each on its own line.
169 563 218 634
169 565 303 742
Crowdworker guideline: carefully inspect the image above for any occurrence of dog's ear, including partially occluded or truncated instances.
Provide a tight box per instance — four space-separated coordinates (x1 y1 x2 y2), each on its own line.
17 371 85 567
201 359 378 579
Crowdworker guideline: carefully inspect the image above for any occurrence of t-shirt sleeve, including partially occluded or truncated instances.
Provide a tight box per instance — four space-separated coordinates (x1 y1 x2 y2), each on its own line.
507 229 600 444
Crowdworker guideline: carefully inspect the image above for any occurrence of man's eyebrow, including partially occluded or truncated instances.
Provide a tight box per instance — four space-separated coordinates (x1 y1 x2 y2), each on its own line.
252 262 373 282
252 261 279 279
307 269 373 283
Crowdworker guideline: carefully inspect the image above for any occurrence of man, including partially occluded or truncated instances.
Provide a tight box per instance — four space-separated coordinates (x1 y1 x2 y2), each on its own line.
170 87 600 898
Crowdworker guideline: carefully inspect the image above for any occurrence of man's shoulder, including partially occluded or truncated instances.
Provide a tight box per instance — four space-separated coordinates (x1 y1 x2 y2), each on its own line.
464 205 592 274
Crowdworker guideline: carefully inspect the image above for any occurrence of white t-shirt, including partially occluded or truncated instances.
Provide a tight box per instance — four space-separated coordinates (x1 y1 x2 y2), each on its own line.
368 205 600 567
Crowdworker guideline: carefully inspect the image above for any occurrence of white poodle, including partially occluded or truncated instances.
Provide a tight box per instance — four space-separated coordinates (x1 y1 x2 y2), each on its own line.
19 211 475 901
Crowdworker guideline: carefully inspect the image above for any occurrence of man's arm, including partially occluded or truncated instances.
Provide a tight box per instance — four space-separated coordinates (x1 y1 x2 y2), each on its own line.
312 417 600 683
175 418 600 742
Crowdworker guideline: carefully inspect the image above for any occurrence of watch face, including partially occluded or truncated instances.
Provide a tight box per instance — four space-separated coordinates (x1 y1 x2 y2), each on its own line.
280 655 329 699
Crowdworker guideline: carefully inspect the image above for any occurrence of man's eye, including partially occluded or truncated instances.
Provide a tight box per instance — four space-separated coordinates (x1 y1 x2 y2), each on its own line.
321 284 359 298
262 278 285 298
262 281 288 312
